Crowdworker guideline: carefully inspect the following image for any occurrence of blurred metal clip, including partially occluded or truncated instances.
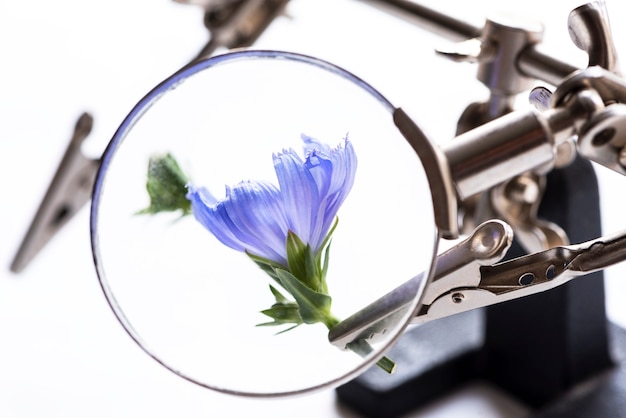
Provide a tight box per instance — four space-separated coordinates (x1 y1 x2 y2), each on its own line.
10 113 99 273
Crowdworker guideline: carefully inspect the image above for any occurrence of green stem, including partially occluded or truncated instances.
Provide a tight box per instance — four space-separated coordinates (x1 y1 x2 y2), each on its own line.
323 314 340 329
375 356 397 374
345 337 397 375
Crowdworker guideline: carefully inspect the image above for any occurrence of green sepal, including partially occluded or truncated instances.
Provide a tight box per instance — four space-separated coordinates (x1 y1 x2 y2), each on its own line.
315 217 338 263
248 225 343 331
258 305 303 327
275 268 337 327
316 218 338 292
270 324 301 334
285 231 311 287
268 284 290 304
320 241 332 293
304 242 320 290
286 231 326 292
138 153 191 216
257 285 303 331
246 251 285 283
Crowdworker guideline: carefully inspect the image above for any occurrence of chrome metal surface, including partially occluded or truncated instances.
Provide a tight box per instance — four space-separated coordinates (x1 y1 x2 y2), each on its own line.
578 104 626 175
475 15 544 97
552 66 626 107
422 224 626 323
443 110 556 199
394 108 459 239
372 0 580 86
529 86 553 112
568 1 619 72
517 47 579 87
363 0 482 41
491 172 568 253
443 85 605 201
435 38 490 63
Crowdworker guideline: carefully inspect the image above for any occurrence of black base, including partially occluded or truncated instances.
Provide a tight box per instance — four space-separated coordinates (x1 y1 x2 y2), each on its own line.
537 322 626 417
337 157 619 416
335 309 486 418
336 316 626 418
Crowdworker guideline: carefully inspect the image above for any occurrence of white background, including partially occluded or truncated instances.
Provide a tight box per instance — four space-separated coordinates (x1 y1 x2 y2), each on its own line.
1 0 626 417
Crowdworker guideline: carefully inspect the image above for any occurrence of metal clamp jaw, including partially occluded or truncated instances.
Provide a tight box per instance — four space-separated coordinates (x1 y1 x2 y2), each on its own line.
423 221 626 324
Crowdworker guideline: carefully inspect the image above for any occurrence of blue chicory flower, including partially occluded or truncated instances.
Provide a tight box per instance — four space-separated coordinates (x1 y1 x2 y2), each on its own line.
138 137 396 373
186 134 357 267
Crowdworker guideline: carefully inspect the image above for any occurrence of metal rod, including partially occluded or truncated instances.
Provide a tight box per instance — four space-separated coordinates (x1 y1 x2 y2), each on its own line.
367 0 581 85
362 0 482 41
518 47 579 86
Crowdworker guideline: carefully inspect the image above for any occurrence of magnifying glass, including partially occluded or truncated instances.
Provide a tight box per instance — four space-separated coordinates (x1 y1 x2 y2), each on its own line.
90 50 439 396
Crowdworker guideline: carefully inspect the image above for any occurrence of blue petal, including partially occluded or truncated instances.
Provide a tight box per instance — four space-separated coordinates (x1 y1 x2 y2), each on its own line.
301 136 357 249
223 181 289 260
302 134 331 156
187 182 289 265
273 148 320 244
187 185 243 250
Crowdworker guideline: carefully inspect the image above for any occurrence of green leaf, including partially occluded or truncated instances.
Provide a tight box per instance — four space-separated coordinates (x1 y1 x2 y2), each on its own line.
137 153 192 215
275 268 335 326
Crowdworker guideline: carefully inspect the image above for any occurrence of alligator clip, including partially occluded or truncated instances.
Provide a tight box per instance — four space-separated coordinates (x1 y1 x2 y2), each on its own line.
10 113 99 273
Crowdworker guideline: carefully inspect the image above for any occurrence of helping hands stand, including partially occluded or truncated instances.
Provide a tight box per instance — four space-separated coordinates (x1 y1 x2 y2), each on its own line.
11 1 626 415
337 2 624 416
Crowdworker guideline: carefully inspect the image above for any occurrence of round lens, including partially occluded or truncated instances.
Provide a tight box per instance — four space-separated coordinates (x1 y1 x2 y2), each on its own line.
91 50 438 396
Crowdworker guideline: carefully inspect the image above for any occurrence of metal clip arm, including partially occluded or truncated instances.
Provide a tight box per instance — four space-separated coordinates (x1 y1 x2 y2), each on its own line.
330 220 626 348
424 227 626 323
328 220 513 348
